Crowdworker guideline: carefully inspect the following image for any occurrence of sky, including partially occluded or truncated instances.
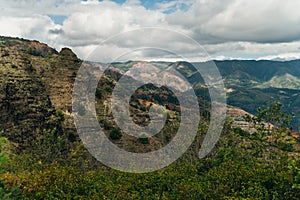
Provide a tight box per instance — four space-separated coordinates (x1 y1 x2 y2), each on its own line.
0 0 300 62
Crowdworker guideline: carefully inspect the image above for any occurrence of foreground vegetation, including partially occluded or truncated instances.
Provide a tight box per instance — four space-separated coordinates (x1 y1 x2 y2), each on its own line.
0 102 299 199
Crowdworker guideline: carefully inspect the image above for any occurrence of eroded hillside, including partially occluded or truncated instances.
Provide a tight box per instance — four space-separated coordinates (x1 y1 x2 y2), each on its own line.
0 36 81 149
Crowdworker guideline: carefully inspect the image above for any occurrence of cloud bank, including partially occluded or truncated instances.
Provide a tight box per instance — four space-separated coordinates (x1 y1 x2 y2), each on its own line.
0 0 300 61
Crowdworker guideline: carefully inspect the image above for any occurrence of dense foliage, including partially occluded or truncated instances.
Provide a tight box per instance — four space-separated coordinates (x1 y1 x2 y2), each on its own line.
0 102 299 199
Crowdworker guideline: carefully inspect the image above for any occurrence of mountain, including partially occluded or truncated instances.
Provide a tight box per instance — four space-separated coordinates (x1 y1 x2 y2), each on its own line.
0 36 299 199
212 60 300 131
0 36 81 149
215 59 300 82
257 73 300 89
1 35 300 149
110 59 300 131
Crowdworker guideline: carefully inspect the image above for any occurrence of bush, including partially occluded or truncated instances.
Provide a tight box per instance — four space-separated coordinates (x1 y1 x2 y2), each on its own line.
0 130 9 173
109 128 122 140
104 86 112 93
56 110 65 122
233 127 250 137
95 88 102 99
0 131 23 199
139 133 149 144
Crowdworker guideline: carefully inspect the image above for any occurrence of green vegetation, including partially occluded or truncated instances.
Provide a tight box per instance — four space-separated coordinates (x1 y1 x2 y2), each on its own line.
139 133 149 144
0 130 8 173
244 101 294 133
0 130 22 199
95 88 102 99
257 73 300 90
109 128 122 140
55 110 65 122
0 102 299 199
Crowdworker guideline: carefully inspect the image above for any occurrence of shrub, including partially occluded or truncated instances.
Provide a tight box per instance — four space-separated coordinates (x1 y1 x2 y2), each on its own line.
139 133 149 144
0 131 10 173
56 110 65 122
109 128 122 140
233 127 250 137
95 88 102 99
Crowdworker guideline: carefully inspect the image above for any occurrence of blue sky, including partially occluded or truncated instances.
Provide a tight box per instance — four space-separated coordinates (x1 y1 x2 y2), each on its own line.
48 15 68 25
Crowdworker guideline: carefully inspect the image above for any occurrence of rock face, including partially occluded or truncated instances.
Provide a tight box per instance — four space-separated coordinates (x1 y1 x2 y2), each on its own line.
33 47 81 135
0 36 81 149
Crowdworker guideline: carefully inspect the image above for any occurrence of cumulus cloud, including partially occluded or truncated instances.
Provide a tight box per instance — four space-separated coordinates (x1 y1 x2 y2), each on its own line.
201 0 300 43
0 15 59 42
167 0 300 44
60 1 167 44
0 0 300 61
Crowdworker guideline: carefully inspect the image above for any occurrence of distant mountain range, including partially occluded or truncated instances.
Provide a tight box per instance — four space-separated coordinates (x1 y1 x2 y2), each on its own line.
108 59 300 131
211 59 300 131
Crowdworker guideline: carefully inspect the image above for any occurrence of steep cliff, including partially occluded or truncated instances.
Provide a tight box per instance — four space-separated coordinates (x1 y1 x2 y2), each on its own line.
0 36 80 149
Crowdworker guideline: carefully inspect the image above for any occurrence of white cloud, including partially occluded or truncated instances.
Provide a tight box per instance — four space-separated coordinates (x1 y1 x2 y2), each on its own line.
257 52 300 61
200 0 300 43
0 15 59 42
60 1 166 42
1 0 300 61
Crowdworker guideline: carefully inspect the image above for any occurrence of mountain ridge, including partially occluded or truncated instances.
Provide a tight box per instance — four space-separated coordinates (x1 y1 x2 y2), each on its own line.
1 35 299 146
